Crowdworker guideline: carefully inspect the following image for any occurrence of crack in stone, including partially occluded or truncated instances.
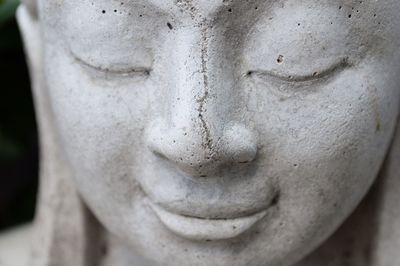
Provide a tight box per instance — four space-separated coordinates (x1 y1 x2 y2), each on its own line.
197 24 213 153
174 0 214 155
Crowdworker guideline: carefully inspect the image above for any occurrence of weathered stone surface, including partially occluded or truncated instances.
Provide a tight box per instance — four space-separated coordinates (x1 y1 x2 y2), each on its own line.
4 0 400 265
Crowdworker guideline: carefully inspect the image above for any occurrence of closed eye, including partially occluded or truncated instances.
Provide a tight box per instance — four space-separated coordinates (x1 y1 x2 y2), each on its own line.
71 51 151 78
246 57 350 83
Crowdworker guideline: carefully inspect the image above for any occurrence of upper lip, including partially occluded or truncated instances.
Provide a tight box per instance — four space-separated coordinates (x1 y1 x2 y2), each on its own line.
137 159 280 220
145 189 280 220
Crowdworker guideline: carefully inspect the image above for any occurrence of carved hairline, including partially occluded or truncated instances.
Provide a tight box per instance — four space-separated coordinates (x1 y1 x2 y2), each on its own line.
22 0 37 18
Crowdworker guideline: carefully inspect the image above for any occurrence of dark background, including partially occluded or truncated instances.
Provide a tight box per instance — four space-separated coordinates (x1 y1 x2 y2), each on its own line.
0 0 38 231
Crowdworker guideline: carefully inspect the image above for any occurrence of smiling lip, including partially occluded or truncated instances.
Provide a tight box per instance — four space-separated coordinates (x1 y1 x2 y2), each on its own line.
146 200 268 241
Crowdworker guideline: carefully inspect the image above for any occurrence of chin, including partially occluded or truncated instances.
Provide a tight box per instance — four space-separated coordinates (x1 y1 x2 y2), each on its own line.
90 191 351 266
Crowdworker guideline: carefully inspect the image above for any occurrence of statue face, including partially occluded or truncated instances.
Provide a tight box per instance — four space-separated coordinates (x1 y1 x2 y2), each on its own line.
35 0 400 265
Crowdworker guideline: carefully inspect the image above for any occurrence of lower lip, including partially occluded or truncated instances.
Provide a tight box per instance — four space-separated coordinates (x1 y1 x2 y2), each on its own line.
146 200 268 241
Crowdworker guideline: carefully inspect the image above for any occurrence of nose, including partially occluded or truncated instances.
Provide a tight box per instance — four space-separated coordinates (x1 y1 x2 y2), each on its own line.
145 24 258 177
147 119 257 177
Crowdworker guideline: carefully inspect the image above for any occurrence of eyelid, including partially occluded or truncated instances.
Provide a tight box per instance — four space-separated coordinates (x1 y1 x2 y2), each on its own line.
71 51 151 77
246 57 350 82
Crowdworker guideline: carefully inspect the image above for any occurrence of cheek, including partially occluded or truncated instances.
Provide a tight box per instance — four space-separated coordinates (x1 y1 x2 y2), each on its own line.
252 66 398 229
238 68 398 263
43 47 157 203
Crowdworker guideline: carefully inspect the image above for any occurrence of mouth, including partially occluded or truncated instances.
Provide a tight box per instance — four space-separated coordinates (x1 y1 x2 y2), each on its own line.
146 199 268 241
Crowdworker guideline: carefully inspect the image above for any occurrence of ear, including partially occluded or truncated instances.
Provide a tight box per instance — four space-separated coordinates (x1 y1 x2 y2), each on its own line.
17 3 104 266
17 0 41 72
22 0 37 18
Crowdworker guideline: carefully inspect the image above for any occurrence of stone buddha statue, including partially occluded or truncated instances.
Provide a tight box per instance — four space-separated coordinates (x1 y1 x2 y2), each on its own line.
7 0 400 265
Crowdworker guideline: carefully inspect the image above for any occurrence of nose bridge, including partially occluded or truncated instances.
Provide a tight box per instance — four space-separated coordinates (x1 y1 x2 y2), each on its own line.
146 22 258 176
168 23 222 154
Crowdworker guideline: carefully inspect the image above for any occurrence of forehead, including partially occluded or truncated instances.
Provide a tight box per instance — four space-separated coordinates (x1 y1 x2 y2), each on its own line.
40 0 400 28
42 0 370 21
40 0 400 51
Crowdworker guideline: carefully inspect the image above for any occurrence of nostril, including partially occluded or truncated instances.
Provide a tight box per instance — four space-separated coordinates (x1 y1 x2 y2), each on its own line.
221 124 258 164
145 119 212 170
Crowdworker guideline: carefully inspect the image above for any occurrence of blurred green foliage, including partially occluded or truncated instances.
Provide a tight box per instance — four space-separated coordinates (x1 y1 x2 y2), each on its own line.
0 0 38 230
0 0 31 162
0 0 19 26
